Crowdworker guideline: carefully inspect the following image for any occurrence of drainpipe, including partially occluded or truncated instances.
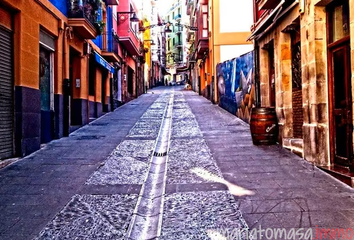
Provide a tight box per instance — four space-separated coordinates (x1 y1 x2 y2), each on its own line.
254 41 261 108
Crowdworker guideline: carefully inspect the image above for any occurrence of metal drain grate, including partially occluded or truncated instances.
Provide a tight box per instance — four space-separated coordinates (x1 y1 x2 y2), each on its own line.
153 151 168 157
89 123 109 126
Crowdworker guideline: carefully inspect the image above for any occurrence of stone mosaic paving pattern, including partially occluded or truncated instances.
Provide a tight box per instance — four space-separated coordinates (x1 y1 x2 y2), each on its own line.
160 191 249 240
34 92 173 239
111 140 155 161
172 93 202 138
167 138 223 184
168 92 222 184
86 140 155 185
86 156 148 185
33 90 251 240
127 93 169 138
127 119 163 138
86 93 170 186
35 194 138 239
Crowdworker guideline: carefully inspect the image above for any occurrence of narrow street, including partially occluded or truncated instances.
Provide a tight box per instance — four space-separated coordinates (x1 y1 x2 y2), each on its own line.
1 87 354 240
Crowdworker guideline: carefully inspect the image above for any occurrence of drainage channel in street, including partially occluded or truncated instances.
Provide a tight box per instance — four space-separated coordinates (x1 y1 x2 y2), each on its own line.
126 91 174 240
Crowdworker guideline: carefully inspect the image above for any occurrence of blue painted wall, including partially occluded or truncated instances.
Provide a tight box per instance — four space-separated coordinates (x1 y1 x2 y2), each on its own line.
107 6 113 52
216 51 254 123
49 0 68 16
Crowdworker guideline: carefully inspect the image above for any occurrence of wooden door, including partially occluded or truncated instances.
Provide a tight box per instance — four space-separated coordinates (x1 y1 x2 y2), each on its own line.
330 43 353 169
268 41 275 107
327 0 352 170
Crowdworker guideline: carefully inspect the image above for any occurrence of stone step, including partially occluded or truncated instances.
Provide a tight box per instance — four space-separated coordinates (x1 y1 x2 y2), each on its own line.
283 137 303 158
319 165 354 188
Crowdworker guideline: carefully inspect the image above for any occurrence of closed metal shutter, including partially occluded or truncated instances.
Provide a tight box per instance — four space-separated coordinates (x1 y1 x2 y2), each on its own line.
0 27 13 159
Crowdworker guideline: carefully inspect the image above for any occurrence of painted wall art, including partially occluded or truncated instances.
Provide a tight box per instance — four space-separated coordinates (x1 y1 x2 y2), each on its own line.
216 51 255 123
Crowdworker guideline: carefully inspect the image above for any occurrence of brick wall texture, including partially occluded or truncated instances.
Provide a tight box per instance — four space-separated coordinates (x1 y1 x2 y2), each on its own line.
292 89 303 138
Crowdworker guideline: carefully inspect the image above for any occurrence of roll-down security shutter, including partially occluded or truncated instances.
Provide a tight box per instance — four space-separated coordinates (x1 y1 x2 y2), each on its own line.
0 27 14 159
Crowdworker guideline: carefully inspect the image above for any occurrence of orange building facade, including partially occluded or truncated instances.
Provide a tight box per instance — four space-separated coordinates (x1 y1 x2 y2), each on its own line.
0 0 117 159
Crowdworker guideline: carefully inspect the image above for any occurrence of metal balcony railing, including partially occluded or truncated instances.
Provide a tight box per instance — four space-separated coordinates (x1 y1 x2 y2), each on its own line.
101 36 118 53
68 0 99 26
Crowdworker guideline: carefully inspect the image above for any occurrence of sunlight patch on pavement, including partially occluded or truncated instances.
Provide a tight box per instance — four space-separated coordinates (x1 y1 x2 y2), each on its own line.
191 167 255 197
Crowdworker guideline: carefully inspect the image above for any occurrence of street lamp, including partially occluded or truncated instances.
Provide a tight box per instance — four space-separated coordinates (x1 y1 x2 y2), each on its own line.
117 11 139 24
144 39 156 45
139 21 174 33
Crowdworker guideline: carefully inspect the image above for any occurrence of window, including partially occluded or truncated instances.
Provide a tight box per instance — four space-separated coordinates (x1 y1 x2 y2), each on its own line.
201 5 208 38
291 25 301 89
328 0 349 43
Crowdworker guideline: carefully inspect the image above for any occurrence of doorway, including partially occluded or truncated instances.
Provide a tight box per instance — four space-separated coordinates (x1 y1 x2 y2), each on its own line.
327 0 353 170
69 48 81 125
330 44 352 169
290 23 303 139
128 66 134 97
102 70 107 112
0 23 14 158
39 46 53 143
268 41 275 107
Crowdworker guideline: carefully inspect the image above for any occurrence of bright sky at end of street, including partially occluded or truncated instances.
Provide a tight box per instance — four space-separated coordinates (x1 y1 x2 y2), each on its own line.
157 0 174 15
134 0 174 16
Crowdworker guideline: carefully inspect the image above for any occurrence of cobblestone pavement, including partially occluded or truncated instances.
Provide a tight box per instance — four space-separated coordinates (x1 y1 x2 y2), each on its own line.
1 86 354 240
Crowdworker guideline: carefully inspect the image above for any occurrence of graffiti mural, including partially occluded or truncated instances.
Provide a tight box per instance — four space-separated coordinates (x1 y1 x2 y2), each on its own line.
216 51 254 123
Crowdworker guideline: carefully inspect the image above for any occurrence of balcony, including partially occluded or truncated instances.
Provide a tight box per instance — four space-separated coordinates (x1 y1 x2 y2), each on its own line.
101 31 119 63
118 32 140 56
189 50 196 63
257 0 282 10
103 0 119 5
196 38 208 59
68 0 99 39
116 11 140 56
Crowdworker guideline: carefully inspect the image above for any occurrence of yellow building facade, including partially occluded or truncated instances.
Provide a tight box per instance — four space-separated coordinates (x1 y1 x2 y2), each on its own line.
187 0 253 103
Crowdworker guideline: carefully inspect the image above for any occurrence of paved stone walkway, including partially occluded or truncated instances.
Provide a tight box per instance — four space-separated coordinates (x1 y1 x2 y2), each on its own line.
185 90 354 240
0 86 354 240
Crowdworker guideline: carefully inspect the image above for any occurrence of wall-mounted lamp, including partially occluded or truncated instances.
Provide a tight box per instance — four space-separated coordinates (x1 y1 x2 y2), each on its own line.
299 0 305 14
117 11 139 24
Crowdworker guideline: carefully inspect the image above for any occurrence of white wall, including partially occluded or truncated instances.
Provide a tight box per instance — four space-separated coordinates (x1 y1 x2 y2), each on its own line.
219 0 253 33
220 44 254 62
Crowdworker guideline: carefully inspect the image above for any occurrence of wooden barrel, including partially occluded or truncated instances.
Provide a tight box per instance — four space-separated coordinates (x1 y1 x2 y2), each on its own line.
250 107 278 145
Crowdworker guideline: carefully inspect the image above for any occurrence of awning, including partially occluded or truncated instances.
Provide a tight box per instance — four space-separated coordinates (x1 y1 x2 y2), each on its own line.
246 0 285 41
94 51 114 73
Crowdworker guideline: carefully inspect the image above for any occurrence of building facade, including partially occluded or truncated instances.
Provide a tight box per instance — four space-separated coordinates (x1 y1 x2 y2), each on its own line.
186 0 253 102
250 0 354 185
0 0 148 160
165 0 190 85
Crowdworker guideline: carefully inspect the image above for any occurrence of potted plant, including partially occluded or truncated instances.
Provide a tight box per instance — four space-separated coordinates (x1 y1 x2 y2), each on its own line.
94 20 106 35
87 0 101 10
